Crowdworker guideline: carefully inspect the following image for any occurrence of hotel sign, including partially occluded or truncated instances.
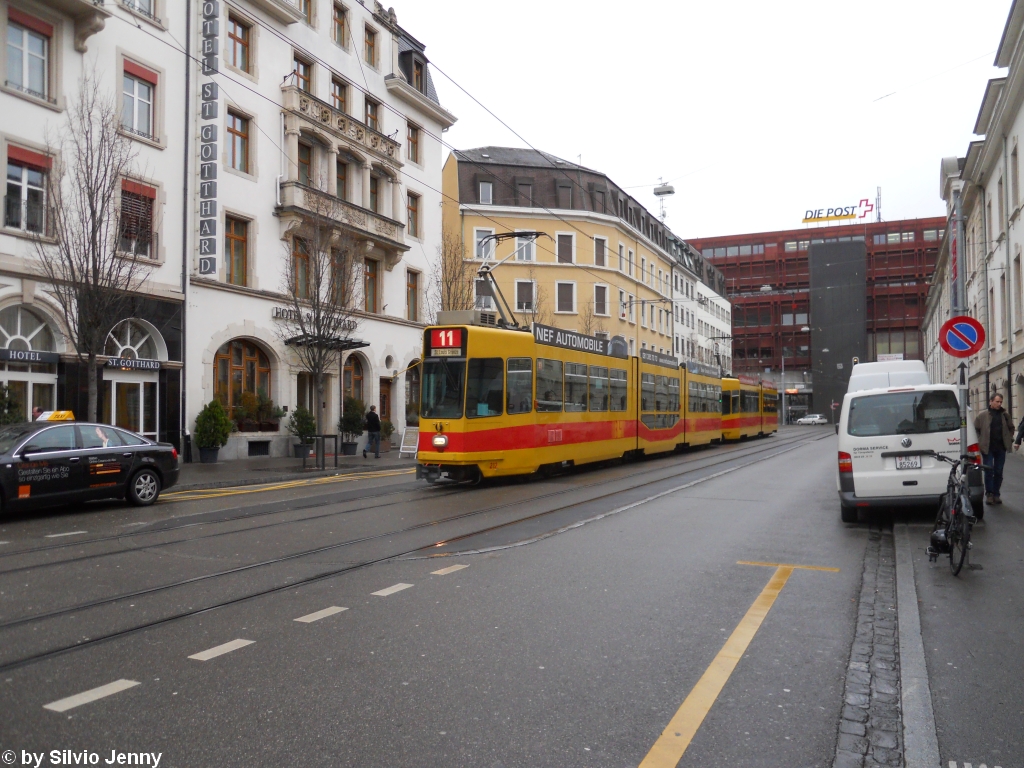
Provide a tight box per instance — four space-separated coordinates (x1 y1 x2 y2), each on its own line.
198 0 220 276
802 198 874 224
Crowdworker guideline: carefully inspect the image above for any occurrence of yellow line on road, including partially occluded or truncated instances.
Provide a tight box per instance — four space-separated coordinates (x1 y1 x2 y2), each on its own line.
162 468 415 502
737 560 841 572
638 566 794 768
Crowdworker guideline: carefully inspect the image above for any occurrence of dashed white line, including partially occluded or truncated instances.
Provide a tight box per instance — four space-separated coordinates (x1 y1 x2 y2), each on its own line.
431 564 469 576
44 531 87 538
949 762 1003 768
188 638 254 661
372 583 413 597
294 606 348 623
43 679 139 712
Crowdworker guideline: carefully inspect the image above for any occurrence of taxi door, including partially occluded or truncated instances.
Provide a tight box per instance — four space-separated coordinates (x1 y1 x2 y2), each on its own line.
12 424 83 507
77 425 135 499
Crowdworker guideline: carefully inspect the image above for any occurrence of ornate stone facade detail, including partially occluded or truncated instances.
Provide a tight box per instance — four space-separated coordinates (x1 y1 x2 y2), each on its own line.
281 182 405 252
287 86 400 166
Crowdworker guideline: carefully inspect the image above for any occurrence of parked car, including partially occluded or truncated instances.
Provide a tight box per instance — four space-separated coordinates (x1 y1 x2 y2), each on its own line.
0 421 179 514
796 414 828 425
836 384 982 523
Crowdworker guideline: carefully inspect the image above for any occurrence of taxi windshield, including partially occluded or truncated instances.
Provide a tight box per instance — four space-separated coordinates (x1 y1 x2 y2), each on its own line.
421 358 466 419
0 424 38 455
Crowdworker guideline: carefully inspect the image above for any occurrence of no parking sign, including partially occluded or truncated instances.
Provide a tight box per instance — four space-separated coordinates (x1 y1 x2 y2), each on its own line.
938 316 985 358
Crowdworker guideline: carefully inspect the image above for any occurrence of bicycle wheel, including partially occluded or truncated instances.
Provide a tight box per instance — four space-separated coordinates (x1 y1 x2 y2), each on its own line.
949 506 970 576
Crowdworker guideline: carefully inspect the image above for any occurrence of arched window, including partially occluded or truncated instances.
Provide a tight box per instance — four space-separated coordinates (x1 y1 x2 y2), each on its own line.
343 355 363 403
105 320 158 360
214 339 271 410
0 305 58 419
0 305 55 359
405 361 420 425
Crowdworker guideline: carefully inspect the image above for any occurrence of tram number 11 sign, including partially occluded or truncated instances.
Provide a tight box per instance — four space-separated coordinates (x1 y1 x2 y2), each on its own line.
429 328 464 357
938 315 985 358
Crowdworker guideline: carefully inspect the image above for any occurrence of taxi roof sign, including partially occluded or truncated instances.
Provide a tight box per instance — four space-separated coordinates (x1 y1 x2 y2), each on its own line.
38 410 75 421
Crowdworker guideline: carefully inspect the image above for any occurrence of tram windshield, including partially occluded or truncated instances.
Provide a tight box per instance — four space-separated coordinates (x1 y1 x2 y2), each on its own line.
421 358 466 419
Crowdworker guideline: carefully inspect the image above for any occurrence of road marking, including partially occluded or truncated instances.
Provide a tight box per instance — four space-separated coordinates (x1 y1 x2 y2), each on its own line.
163 468 415 502
44 531 87 538
43 679 139 712
294 606 348 623
639 566 794 768
431 564 469 575
737 560 840 572
188 638 254 661
372 583 413 597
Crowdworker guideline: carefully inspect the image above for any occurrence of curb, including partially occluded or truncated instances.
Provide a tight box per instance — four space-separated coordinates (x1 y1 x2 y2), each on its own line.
170 462 417 493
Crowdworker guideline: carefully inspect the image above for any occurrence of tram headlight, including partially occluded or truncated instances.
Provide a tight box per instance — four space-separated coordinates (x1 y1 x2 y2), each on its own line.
432 434 448 450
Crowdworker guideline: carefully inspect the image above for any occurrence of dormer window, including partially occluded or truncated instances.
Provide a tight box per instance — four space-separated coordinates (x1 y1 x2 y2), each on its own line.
413 60 424 92
398 50 429 95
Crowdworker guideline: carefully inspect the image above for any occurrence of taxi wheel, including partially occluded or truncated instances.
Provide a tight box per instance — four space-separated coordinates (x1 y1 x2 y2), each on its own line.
128 469 161 506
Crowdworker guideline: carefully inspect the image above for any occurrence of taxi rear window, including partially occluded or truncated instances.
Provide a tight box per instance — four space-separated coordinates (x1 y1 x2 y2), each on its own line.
847 390 960 436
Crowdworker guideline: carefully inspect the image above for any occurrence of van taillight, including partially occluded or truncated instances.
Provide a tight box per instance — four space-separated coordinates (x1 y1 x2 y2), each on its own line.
967 443 980 464
838 451 853 473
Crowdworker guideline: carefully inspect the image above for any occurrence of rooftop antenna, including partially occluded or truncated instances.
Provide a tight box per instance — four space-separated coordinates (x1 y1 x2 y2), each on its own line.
653 177 675 222
876 186 882 222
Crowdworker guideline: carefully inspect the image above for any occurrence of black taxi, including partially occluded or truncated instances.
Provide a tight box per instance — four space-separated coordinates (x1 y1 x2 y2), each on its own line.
0 419 179 513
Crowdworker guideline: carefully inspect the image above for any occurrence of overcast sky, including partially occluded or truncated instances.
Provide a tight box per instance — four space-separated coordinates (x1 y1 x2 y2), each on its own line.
396 0 1011 239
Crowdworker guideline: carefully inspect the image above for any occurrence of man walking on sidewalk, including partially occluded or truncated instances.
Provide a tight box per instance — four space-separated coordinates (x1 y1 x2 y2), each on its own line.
974 393 1014 504
363 405 381 459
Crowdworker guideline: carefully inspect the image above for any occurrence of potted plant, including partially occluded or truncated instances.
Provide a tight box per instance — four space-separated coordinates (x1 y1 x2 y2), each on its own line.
287 405 317 458
235 390 260 432
380 417 395 452
194 400 233 463
339 396 365 456
257 392 285 432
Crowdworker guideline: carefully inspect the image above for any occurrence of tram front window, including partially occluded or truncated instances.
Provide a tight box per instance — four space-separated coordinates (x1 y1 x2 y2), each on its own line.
466 358 503 418
421 358 466 419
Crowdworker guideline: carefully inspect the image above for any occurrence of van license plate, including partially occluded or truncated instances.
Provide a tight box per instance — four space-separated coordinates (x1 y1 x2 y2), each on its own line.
896 456 921 470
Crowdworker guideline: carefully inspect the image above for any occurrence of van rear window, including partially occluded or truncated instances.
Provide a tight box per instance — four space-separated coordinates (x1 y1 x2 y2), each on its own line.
847 390 960 436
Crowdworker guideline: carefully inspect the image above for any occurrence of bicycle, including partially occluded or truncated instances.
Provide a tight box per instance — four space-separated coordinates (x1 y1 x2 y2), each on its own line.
927 451 987 575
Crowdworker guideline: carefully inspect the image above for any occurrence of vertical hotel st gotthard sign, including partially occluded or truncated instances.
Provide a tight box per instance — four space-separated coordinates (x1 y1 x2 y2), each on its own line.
198 1 220 276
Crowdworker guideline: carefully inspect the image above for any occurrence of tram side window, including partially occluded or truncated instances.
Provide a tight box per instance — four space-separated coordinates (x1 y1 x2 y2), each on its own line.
466 358 504 418
421 359 466 419
589 365 609 412
507 358 533 414
688 381 697 413
565 363 588 412
742 391 759 413
763 394 778 414
654 375 669 412
668 377 680 412
609 368 628 412
536 358 563 412
641 373 655 411
731 391 740 414
714 385 722 413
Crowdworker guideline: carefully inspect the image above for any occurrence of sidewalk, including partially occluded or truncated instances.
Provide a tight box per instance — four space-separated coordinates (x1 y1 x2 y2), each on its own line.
174 449 417 492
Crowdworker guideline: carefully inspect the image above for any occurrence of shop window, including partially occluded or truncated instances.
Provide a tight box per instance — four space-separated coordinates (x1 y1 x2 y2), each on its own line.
344 354 363 402
405 361 420 425
214 340 272 413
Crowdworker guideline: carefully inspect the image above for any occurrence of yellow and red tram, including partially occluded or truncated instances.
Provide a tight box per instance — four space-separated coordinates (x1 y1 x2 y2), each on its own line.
416 322 774 483
721 375 778 440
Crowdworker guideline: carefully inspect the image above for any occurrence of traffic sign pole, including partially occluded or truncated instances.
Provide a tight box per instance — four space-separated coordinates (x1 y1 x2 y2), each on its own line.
938 315 984 460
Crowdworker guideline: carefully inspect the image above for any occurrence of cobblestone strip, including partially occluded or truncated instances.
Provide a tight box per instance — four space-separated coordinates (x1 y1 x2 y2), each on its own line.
833 530 904 768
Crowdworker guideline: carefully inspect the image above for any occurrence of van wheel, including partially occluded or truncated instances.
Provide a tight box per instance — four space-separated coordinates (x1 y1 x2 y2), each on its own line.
128 468 161 506
840 505 858 523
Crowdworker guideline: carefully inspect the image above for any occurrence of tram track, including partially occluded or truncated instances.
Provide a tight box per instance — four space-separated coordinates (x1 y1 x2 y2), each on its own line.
0 431 831 672
0 431 815 576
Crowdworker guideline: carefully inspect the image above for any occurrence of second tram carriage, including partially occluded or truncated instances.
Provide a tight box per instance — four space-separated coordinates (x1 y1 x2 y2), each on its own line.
416 318 779 483
722 375 778 440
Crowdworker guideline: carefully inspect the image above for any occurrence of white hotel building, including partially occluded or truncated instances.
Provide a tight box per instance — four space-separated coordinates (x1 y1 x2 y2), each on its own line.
0 0 454 459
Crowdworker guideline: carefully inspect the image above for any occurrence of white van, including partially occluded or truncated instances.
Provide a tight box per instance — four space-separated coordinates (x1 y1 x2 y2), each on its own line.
836 383 983 522
847 360 930 393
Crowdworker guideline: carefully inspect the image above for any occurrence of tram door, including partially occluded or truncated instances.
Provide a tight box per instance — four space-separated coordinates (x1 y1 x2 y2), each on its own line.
102 373 158 440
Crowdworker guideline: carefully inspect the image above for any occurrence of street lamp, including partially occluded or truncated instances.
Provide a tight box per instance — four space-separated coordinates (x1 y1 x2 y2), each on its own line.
781 324 811 426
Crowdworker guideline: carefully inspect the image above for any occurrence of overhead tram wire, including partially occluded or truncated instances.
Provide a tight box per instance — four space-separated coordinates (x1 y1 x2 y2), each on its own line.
107 13 706 315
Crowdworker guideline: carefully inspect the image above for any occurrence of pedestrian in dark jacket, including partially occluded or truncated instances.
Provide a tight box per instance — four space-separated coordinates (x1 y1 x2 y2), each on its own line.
974 393 1014 504
363 405 382 459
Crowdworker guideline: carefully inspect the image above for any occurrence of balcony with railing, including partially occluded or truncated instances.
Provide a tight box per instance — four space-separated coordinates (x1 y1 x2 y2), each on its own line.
3 196 48 237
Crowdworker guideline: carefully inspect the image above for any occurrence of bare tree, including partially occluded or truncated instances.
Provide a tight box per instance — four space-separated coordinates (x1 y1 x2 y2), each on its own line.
33 71 150 421
426 226 474 321
278 189 362 438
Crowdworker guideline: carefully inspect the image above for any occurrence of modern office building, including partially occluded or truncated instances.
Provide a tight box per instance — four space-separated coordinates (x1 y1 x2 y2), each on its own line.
688 217 944 418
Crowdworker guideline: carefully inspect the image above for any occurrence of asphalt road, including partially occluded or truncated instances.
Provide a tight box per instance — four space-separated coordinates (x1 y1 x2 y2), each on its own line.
0 427 1016 767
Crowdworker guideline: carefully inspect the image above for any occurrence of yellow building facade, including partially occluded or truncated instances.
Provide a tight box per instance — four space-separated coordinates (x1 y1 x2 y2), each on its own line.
442 149 688 358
